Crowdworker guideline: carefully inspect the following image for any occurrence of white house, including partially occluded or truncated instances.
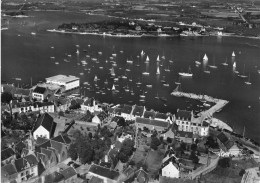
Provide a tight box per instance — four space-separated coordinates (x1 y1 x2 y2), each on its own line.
45 75 80 91
32 86 47 101
161 156 180 179
155 112 173 124
32 113 55 139
120 105 134 120
92 115 101 124
11 101 54 114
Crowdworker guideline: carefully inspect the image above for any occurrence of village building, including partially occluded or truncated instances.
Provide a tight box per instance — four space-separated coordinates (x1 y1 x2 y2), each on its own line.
161 155 180 179
88 164 120 183
124 167 149 183
120 104 134 120
1 147 16 165
32 86 48 101
1 163 18 183
45 75 80 91
135 117 170 132
132 105 146 119
175 131 193 144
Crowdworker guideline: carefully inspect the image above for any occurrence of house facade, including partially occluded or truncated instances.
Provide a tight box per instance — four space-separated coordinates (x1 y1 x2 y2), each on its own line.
32 113 54 139
135 117 169 132
11 101 55 114
162 161 180 178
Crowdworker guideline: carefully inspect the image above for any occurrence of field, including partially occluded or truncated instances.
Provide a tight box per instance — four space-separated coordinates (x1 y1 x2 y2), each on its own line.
144 150 165 174
201 159 259 183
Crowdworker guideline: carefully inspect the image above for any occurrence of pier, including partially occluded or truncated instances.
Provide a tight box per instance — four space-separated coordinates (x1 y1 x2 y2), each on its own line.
171 91 229 124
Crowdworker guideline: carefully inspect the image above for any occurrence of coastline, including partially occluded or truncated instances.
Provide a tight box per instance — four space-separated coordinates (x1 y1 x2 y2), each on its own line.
210 118 233 132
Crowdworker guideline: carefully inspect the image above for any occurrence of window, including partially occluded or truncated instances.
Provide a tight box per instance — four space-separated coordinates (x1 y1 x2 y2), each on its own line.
31 168 34 172
26 171 29 175
21 172 24 176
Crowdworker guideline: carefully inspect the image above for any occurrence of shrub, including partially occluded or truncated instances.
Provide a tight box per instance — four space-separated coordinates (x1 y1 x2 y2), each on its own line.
239 169 246 176
218 157 231 168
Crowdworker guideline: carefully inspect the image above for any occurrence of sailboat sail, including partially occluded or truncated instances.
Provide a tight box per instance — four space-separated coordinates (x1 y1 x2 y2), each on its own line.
203 54 208 61
111 67 115 76
156 66 160 75
157 55 160 62
232 51 235 57
146 56 150 62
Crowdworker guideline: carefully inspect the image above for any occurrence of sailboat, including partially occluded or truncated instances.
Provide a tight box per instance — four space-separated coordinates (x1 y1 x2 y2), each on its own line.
94 75 98 82
221 58 228 66
157 55 160 62
141 50 145 56
155 92 159 99
76 49 80 54
112 84 116 91
111 67 115 77
127 58 133 64
203 54 208 61
145 56 150 63
232 51 235 57
140 91 145 98
238 64 248 78
233 62 239 74
179 66 193 77
175 77 181 85
244 73 252 85
204 66 211 74
208 58 218 69
156 66 160 75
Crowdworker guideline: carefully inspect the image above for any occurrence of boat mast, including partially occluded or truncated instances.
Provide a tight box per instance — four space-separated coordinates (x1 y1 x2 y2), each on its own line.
243 126 245 138
31 77 33 87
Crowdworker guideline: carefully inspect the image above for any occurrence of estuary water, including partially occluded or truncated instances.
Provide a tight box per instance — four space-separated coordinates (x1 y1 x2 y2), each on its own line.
1 11 260 142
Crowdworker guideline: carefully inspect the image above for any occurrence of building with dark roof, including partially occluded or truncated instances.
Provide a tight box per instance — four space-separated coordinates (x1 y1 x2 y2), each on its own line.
1 163 18 183
32 113 55 139
143 111 156 119
124 167 149 183
32 86 47 101
121 105 134 120
1 148 16 165
88 164 120 183
135 117 170 132
175 131 193 144
132 105 146 119
60 167 77 183
161 155 180 179
216 132 241 156
51 134 71 146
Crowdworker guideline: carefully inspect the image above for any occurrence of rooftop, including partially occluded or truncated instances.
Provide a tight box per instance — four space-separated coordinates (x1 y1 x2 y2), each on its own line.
89 164 120 180
46 75 79 83
176 109 192 121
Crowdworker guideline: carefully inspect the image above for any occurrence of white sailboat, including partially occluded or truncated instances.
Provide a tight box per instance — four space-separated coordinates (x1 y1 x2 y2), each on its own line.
156 66 160 75
232 51 235 57
94 75 98 82
157 55 160 62
111 67 115 77
164 66 170 72
221 58 228 66
244 73 252 85
208 58 218 69
146 56 150 62
76 49 80 54
203 54 208 61
112 84 116 91
233 62 239 74
179 66 193 77
141 50 145 56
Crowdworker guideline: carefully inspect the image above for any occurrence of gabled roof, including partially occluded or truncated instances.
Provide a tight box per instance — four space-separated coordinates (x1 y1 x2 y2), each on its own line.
125 168 149 183
176 110 192 121
13 88 31 96
52 134 71 145
36 140 51 153
23 154 38 167
21 148 29 157
161 155 179 169
108 148 119 167
1 148 15 161
41 148 52 159
121 105 133 114
14 158 27 172
155 112 168 120
161 129 175 139
83 98 95 106
143 111 156 119
89 164 120 180
1 163 18 176
60 167 77 180
33 113 54 132
36 137 49 146
50 140 64 154
89 176 104 183
132 106 145 116
33 86 46 94
150 119 169 128
136 117 150 125
217 132 234 150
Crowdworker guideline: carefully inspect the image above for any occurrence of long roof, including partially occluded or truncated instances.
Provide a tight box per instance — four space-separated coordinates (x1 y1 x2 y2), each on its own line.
176 110 192 121
136 117 169 128
217 132 234 150
89 164 120 180
132 106 145 116
33 113 54 132
1 148 15 161
60 167 77 180
46 75 79 83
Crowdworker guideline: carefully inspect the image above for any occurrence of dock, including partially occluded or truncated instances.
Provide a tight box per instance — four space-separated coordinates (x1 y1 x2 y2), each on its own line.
171 91 229 124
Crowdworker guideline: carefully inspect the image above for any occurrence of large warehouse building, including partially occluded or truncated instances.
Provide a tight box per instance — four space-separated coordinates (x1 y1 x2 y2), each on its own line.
45 75 80 91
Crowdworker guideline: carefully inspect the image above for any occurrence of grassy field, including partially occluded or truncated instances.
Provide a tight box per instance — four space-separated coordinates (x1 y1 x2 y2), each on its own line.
144 150 165 174
201 159 259 183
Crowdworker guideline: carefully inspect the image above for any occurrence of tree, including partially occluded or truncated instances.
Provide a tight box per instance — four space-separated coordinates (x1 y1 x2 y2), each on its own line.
150 136 161 150
118 151 129 163
239 169 246 176
205 136 219 149
218 157 231 168
120 139 135 157
191 143 197 151
1 92 13 120
88 132 93 139
68 143 78 160
189 151 199 164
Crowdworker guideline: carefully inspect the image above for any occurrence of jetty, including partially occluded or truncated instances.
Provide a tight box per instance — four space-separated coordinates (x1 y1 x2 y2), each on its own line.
171 90 229 124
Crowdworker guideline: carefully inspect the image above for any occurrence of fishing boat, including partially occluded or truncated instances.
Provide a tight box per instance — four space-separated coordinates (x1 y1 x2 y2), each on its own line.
50 56 55 59
164 66 170 72
238 64 248 78
94 75 98 82
156 66 160 75
163 83 169 87
232 51 235 57
142 72 150 75
76 49 80 54
146 84 152 88
98 51 102 55
157 55 160 62
111 67 115 77
141 50 145 56
179 66 193 77
203 54 208 61
31 32 36 36
244 73 252 85
221 58 228 66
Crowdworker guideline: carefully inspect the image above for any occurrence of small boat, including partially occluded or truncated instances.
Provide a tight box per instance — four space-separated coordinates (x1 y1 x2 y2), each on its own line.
12 78 22 81
112 84 116 91
122 75 127 79
68 54 72 57
155 93 159 99
129 77 133 82
221 58 228 66
92 58 97 61
146 84 152 88
110 56 114 60
76 49 80 54
99 67 103 69
80 73 84 75
169 60 174 64
156 66 160 75
195 61 201 65
94 75 98 82
76 45 79 47
163 83 169 87
55 62 59 65
88 44 91 47
203 54 208 61
142 72 150 75
104 79 108 85
64 59 69 62
157 55 160 62
238 64 248 78
179 66 193 77
204 70 211 74
127 58 133 64
112 53 117 57
51 46 54 49
175 77 181 85
120 50 124 53
86 55 90 58
50 56 55 59
244 73 252 85
125 86 130 92
111 67 115 77
208 57 218 69
164 66 170 72
112 63 117 67
140 92 145 98
232 51 235 57
31 32 36 36
98 52 102 55
141 50 145 56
